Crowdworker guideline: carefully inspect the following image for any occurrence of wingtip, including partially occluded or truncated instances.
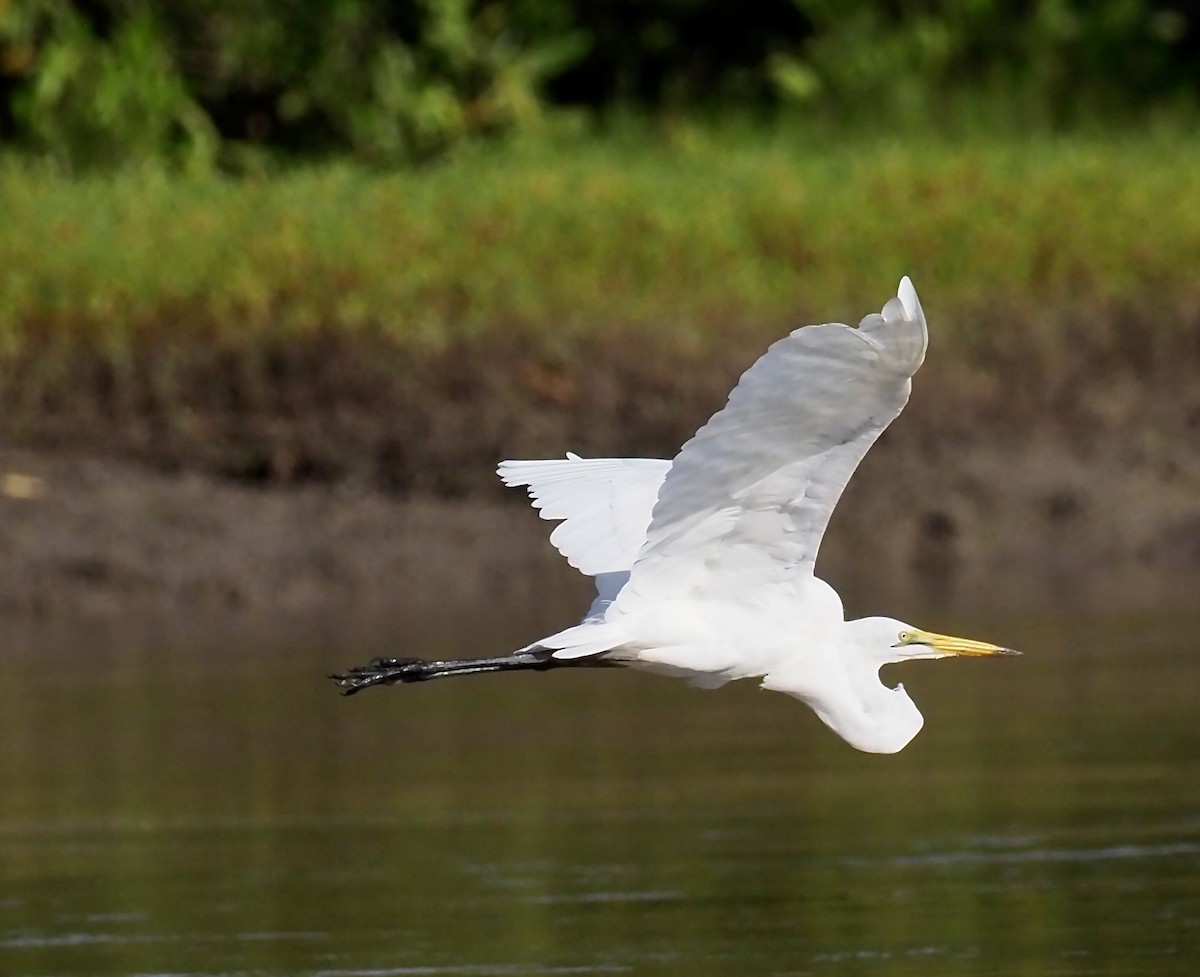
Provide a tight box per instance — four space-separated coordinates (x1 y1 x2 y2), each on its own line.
897 276 921 322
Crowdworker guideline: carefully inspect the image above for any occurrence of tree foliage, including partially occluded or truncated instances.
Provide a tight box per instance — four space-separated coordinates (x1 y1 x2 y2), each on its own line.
0 0 1196 169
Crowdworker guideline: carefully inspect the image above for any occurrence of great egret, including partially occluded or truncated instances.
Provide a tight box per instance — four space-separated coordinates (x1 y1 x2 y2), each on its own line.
332 278 1018 753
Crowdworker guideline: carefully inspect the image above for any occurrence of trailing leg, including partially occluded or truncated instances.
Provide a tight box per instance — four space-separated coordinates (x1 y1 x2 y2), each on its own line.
329 646 610 695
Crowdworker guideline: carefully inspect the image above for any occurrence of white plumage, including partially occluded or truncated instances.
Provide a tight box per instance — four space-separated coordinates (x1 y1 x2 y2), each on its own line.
495 278 1015 752
497 454 669 576
334 278 1017 754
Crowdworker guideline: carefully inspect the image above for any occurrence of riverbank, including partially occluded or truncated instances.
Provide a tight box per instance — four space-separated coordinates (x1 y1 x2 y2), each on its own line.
1 374 1196 622
1 131 1198 618
3 132 1199 488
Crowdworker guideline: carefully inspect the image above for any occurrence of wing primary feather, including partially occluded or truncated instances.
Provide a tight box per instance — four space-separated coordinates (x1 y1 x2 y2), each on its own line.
613 279 929 608
497 455 670 577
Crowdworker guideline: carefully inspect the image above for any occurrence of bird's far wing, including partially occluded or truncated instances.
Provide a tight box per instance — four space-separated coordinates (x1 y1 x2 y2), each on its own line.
616 278 927 606
497 454 671 576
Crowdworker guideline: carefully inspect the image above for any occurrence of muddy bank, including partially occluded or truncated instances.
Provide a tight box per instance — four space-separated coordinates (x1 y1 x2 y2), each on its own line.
0 315 1198 619
0 423 1196 622
4 299 1197 499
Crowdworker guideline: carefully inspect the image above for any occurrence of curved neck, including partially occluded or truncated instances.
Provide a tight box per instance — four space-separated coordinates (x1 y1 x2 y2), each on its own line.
760 616 927 754
813 674 924 754
771 655 923 754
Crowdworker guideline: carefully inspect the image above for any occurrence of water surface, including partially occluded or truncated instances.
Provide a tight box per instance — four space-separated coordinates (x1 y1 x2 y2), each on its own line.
1 599 1198 976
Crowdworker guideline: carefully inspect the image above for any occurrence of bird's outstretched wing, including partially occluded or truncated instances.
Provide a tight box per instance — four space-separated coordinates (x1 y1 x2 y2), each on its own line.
497 454 670 576
615 278 927 607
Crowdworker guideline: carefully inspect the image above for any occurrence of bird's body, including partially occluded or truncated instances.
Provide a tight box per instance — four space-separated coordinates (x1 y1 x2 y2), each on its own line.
333 279 1018 753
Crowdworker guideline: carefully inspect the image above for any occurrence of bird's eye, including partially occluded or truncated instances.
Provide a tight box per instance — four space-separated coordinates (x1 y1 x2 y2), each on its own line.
897 630 914 644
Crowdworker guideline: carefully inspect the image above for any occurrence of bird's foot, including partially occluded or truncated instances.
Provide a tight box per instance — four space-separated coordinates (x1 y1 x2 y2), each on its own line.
329 657 429 695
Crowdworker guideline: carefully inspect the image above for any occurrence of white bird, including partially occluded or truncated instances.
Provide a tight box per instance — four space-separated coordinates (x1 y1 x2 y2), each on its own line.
332 278 1018 753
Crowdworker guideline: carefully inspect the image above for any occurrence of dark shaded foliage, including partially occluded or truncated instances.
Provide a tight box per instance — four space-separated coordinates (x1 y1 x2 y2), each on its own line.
0 1 1197 167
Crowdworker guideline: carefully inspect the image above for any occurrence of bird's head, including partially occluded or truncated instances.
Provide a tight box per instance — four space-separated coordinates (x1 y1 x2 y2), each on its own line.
865 617 1020 664
771 616 1021 755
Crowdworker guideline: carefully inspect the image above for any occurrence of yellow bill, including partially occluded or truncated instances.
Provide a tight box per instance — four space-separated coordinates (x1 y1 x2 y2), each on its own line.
896 629 1021 657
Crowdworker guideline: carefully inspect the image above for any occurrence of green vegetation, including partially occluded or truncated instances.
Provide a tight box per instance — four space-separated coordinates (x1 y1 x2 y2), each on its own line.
1 126 1197 487
3 127 1199 354
2 1 1196 169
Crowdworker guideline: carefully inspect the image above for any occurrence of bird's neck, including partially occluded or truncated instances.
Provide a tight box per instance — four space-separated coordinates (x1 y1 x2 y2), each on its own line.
810 669 924 755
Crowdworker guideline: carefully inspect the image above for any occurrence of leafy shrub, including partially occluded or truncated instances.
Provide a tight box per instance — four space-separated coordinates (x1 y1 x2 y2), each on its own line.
0 0 585 168
0 1 1196 169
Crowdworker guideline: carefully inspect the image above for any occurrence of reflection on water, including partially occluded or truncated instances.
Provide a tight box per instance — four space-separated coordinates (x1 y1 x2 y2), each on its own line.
1 596 1198 976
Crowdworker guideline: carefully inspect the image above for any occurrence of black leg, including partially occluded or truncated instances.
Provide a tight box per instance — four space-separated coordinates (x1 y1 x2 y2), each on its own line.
328 646 610 695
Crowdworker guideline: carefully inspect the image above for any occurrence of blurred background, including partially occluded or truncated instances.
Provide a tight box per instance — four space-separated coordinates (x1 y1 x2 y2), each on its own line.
1 2 1199 975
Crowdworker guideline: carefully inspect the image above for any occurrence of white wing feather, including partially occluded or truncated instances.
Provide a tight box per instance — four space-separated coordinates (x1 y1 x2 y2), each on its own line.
497 454 669 576
613 278 928 609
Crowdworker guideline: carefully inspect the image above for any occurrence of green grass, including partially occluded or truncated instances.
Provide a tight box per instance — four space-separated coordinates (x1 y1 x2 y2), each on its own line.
2 124 1198 487
2 124 1199 359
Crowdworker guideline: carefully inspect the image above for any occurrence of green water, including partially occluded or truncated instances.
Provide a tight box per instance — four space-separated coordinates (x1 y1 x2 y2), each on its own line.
1 602 1198 976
